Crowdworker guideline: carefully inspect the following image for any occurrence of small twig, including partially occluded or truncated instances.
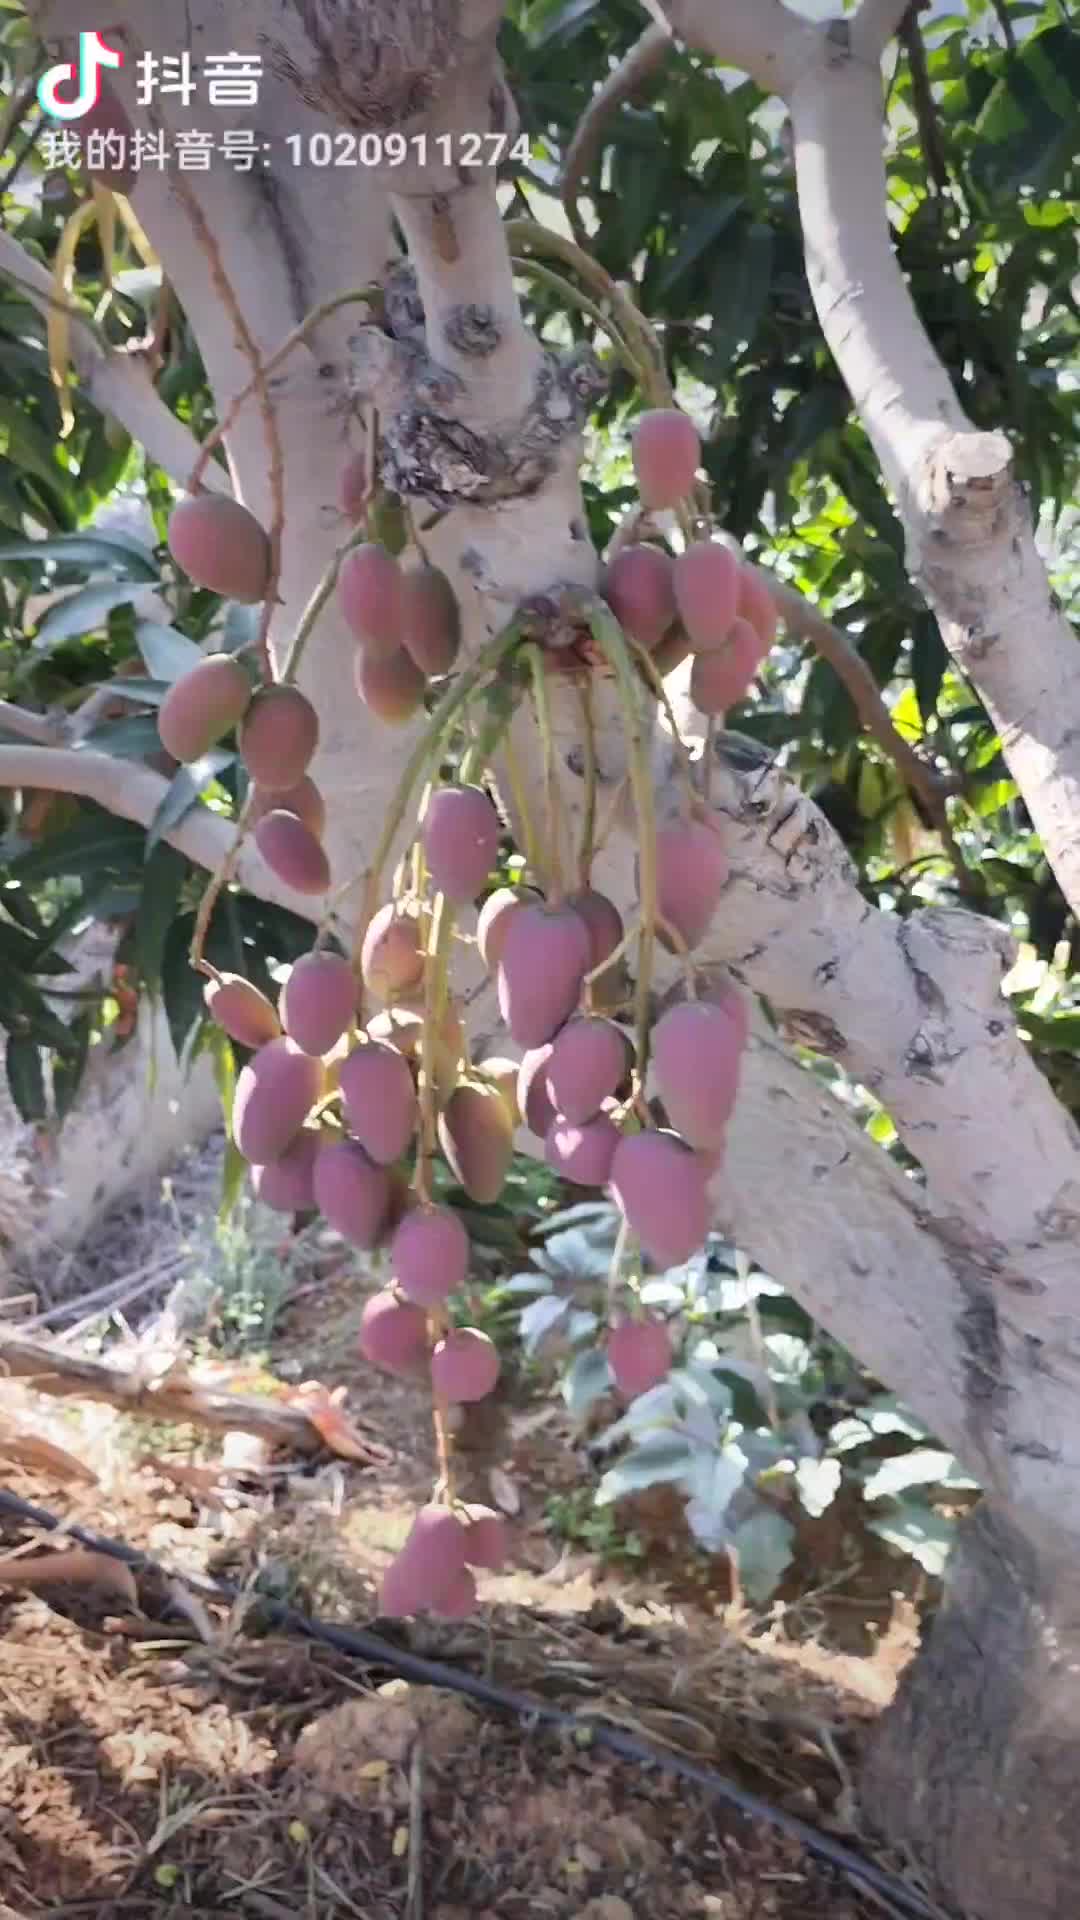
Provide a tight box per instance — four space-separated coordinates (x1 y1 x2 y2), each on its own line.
406 1740 425 1920
988 0 1017 51
189 787 256 970
561 25 671 244
898 10 949 197
278 524 367 684
187 285 380 495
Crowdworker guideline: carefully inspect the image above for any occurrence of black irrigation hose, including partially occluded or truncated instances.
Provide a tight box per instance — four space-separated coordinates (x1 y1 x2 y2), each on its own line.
0 1486 942 1920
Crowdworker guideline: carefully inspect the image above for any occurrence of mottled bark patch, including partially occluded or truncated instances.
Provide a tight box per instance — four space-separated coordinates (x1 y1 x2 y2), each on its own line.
266 0 463 130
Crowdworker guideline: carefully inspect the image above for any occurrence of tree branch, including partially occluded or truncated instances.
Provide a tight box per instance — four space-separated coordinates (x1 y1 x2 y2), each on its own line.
784 33 1080 926
0 746 322 924
0 230 230 496
648 0 804 91
561 26 671 243
0 701 61 747
0 1332 380 1459
852 0 914 59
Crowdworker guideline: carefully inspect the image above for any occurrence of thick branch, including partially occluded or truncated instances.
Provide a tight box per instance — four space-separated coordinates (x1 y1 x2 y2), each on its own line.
651 0 805 91
786 35 1080 922
0 701 60 747
0 746 322 924
852 0 913 58
0 230 229 496
676 732 1080 1287
0 1333 337 1457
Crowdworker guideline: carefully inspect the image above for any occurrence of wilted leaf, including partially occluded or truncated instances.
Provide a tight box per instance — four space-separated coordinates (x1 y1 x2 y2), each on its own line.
286 1382 389 1463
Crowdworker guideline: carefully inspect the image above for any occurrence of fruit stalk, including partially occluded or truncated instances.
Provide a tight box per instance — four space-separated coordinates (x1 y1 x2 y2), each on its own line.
585 600 658 1084
504 220 671 406
189 786 257 971
188 285 381 494
419 888 457 1498
279 524 370 688
577 678 598 890
508 255 640 379
627 637 696 815
525 643 565 902
345 619 527 987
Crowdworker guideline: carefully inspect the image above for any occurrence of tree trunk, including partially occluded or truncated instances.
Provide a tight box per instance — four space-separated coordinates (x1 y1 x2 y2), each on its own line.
863 1504 1080 1920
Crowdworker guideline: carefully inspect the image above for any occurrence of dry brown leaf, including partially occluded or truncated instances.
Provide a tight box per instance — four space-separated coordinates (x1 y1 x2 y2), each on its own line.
0 1547 138 1606
0 1431 98 1485
285 1381 391 1464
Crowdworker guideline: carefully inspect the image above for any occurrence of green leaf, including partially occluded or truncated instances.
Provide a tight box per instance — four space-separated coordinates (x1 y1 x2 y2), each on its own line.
862 1447 962 1501
562 1346 612 1416
708 220 774 367
135 842 187 994
146 749 234 855
658 194 746 293
0 398 74 510
911 611 948 723
0 532 157 577
6 811 146 884
53 1010 93 1123
730 1507 795 1604
135 619 204 682
596 1434 696 1504
867 1505 955 1577
220 1133 248 1221
100 677 171 707
0 970 80 1054
795 1456 842 1518
161 912 206 1064
520 1295 569 1353
222 603 261 653
5 1032 46 1122
81 714 165 759
32 581 144 651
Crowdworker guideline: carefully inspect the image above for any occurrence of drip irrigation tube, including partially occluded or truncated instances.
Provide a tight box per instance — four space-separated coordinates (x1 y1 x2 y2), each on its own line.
0 1486 944 1920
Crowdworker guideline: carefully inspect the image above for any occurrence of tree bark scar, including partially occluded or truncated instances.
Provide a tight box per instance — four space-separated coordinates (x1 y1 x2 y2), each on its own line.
429 194 460 263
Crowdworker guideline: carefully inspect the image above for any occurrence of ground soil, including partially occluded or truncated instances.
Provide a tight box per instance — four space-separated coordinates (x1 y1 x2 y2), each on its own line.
0 1153 952 1919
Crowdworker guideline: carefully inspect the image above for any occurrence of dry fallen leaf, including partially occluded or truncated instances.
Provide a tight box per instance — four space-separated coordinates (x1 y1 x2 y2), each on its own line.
489 1467 521 1515
286 1381 392 1464
0 1547 138 1606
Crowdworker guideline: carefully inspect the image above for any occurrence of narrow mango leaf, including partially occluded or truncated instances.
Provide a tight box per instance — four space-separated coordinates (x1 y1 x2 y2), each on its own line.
48 199 99 441
113 194 161 269
91 182 116 298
